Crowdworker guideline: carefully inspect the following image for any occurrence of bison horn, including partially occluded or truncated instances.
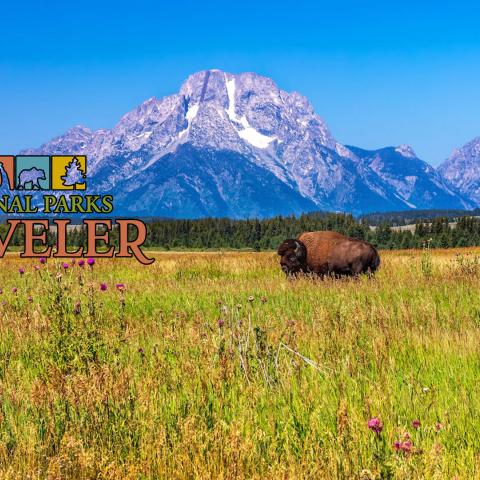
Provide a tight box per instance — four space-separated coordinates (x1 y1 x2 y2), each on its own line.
294 241 302 255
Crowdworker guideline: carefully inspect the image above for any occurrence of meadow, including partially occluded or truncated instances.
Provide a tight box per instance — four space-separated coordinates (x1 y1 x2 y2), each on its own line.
0 248 479 479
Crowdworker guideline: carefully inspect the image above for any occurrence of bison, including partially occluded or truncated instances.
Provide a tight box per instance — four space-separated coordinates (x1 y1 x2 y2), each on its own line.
277 231 380 278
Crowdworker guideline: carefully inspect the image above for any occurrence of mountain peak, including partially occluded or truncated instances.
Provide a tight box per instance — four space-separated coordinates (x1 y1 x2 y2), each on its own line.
395 144 417 158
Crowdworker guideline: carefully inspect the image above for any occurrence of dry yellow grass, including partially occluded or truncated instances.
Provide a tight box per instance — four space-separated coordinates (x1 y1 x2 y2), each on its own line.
0 248 479 479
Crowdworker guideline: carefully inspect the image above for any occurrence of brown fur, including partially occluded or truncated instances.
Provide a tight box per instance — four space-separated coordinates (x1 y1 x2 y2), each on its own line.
277 231 380 277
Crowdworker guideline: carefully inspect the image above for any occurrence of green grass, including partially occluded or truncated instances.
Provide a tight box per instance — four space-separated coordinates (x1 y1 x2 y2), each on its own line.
0 249 479 479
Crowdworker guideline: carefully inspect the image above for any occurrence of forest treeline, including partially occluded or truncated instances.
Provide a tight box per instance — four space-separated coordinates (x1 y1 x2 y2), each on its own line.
2 212 480 250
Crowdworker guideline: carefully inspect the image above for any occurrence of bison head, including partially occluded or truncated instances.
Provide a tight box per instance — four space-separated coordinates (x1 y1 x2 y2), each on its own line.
277 239 307 275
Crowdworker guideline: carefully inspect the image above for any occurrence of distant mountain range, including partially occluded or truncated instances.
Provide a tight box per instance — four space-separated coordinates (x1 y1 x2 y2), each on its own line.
20 69 480 218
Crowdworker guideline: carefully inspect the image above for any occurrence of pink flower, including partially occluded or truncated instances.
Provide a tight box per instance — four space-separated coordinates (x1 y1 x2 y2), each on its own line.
39 257 47 264
78 259 85 267
62 262 69 270
367 417 383 434
217 318 225 328
100 282 107 291
412 419 421 429
18 268 25 275
12 287 17 294
87 258 95 267
116 283 125 291
394 440 414 454
401 441 413 453
435 422 443 431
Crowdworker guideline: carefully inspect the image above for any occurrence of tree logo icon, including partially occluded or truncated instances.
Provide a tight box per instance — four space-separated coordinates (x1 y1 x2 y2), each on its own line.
51 155 87 190
61 157 86 189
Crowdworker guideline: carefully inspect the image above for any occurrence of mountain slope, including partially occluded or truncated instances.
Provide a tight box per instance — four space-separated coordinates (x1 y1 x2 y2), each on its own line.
438 137 480 205
348 145 474 210
20 69 473 217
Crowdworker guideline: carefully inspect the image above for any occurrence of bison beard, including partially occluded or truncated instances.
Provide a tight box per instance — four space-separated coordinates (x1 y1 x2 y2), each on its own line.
277 231 380 278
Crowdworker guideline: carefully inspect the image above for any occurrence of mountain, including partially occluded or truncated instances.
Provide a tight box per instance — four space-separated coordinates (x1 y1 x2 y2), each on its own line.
347 145 474 210
438 137 480 205
20 69 473 217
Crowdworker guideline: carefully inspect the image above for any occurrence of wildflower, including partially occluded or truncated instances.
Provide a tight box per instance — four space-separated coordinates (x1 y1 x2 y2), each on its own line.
56 272 62 280
70 259 76 266
367 417 383 434
116 283 125 291
412 419 421 429
435 422 443 431
34 265 40 271
78 259 85 267
217 318 225 328
394 440 414 454
28 296 33 303
62 262 69 270
248 295 254 302
422 386 430 393
39 257 47 264
12 287 17 294
261 296 267 303
87 258 95 267
18 268 25 275
236 304 242 309
100 282 108 291
401 441 413 453
0 288 2 294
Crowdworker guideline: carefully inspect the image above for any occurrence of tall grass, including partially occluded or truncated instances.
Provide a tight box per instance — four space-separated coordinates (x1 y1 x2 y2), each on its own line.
0 249 479 479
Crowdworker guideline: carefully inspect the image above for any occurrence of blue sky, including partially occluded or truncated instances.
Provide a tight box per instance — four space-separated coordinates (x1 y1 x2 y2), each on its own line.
1 0 479 165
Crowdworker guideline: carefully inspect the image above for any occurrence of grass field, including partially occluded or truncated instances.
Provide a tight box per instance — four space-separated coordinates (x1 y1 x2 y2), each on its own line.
0 248 479 479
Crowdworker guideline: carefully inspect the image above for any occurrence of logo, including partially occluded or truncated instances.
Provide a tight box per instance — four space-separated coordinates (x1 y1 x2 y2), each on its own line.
0 154 154 265
0 155 87 190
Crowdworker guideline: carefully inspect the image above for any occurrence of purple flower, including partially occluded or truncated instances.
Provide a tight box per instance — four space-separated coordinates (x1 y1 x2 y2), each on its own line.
367 417 383 434
100 282 108 291
18 268 25 275
39 257 47 264
217 318 225 328
12 287 17 294
70 259 76 266
78 259 85 267
412 419 421 429
62 262 69 270
435 422 443 431
28 296 33 303
116 283 125 291
87 258 95 267
393 441 401 451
